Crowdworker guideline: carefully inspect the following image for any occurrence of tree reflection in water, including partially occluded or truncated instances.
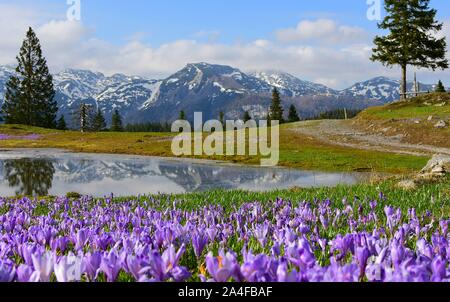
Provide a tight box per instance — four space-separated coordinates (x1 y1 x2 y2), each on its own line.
4 158 55 196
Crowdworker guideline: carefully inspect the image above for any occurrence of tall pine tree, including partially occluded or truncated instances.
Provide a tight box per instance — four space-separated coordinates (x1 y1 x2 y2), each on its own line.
269 88 284 123
219 111 225 127
287 104 300 123
56 116 67 130
2 27 58 128
111 109 124 132
371 0 448 100
243 111 252 123
435 80 446 92
92 108 107 132
78 103 93 133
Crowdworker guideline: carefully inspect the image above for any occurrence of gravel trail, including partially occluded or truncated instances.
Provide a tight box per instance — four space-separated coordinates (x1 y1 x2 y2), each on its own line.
290 120 450 156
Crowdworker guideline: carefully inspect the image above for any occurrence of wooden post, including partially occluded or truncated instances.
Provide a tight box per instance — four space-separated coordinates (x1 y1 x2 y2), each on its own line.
414 72 418 97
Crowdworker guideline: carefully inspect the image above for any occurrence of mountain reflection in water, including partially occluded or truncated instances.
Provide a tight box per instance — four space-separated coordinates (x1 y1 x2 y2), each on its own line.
0 150 371 196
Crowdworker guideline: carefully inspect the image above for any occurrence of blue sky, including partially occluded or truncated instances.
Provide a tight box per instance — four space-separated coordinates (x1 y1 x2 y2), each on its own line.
1 0 449 88
15 0 448 44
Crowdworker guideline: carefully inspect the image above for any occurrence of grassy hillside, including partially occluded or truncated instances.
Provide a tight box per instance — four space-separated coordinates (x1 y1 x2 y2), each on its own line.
355 92 450 147
0 122 427 174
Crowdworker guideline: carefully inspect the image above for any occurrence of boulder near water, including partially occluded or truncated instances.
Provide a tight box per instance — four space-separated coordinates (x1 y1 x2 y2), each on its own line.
398 155 449 190
420 155 450 176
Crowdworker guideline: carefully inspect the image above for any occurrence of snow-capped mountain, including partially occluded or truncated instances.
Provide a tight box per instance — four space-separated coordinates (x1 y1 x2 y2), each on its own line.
251 71 338 97
0 65 15 102
95 78 162 121
340 76 437 103
136 63 274 122
53 69 154 118
340 76 401 103
0 62 444 125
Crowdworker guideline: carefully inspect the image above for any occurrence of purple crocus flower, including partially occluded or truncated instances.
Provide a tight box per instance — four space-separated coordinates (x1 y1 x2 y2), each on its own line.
384 206 395 230
141 245 189 282
84 252 102 281
16 264 40 283
31 251 54 282
204 250 239 282
50 237 70 253
276 259 299 282
100 249 122 282
171 266 191 282
330 234 353 260
140 251 167 282
390 241 405 270
286 239 316 270
192 233 209 259
416 239 433 260
319 215 329 229
370 200 378 210
271 242 281 257
75 228 90 251
123 254 146 281
162 244 186 272
54 253 84 282
241 251 273 282
20 244 39 266
323 261 360 282
206 227 218 242
253 222 270 247
431 257 447 282
0 260 16 282
355 246 370 278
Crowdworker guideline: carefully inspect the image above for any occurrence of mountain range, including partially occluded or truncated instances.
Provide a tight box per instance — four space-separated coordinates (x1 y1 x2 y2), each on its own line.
0 63 440 126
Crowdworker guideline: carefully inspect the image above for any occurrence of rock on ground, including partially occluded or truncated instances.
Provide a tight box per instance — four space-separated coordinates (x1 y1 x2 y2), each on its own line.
397 155 449 190
434 120 447 128
420 154 450 176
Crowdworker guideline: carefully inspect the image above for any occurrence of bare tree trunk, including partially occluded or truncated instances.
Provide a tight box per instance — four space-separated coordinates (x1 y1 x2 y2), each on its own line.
401 65 407 100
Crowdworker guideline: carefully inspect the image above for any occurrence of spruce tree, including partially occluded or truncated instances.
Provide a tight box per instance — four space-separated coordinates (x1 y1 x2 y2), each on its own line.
56 116 67 130
219 111 225 127
371 0 448 100
179 111 186 120
92 108 107 132
1 27 58 128
269 88 284 123
435 80 446 93
111 109 123 132
287 104 301 123
77 103 93 133
243 111 252 123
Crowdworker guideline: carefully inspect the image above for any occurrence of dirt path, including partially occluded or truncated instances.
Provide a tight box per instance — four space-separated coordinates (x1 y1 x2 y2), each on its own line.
289 120 450 157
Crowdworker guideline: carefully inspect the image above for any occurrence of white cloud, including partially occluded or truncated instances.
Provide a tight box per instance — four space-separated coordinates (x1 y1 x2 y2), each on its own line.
276 19 368 44
0 4 448 89
0 4 41 63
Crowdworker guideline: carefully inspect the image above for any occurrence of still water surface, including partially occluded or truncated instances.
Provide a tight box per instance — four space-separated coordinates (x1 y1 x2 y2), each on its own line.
0 149 372 196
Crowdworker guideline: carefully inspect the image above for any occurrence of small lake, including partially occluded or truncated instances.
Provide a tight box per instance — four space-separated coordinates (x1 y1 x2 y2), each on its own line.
0 149 372 196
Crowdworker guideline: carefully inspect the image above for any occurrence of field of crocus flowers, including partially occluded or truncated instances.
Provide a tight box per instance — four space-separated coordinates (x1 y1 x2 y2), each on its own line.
0 178 449 283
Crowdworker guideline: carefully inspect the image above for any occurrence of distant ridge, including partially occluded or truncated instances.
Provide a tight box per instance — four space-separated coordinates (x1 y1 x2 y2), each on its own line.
0 63 442 125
